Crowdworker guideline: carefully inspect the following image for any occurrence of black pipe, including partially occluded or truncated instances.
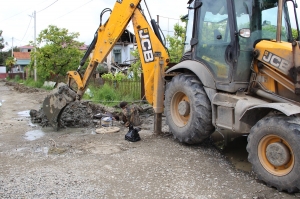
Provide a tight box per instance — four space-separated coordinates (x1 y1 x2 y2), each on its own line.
78 31 98 70
151 19 164 45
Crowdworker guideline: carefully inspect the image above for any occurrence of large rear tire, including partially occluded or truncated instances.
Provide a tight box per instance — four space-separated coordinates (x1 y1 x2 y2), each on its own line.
247 116 300 193
164 74 214 144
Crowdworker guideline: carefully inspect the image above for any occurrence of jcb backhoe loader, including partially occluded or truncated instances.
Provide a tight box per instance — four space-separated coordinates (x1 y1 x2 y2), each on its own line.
42 0 300 193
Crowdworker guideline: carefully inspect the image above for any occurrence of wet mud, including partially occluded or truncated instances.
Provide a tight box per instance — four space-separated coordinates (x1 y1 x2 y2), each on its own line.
29 100 121 129
211 133 251 173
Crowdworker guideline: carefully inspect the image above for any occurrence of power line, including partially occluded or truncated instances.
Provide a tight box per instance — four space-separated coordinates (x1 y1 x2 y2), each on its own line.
0 8 32 22
0 0 49 22
53 0 94 21
21 16 33 41
37 0 59 13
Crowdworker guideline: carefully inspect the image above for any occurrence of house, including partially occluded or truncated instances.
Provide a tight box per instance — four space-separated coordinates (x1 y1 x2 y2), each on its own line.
106 29 136 71
13 51 31 72
79 44 89 51
91 29 137 75
9 45 33 73
0 65 7 79
19 45 34 53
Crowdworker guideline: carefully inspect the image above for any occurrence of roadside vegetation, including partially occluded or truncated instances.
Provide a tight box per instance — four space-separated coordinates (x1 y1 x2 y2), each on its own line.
83 72 141 106
4 21 299 106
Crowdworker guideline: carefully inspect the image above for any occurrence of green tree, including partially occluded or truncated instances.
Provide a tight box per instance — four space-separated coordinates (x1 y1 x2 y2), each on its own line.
129 48 142 81
30 25 84 81
5 57 16 73
0 30 5 65
292 28 299 40
166 18 187 63
0 47 19 68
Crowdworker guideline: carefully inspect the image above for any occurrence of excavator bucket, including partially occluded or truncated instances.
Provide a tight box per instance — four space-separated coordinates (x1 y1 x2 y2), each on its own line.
42 84 77 130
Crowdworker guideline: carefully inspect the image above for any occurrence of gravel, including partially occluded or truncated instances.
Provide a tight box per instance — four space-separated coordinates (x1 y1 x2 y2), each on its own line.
0 80 298 198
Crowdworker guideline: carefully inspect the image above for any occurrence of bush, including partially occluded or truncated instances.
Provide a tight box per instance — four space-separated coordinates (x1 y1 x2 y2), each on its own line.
84 83 135 106
14 75 20 81
92 84 121 106
13 75 23 83
101 73 114 81
101 72 126 82
24 78 44 88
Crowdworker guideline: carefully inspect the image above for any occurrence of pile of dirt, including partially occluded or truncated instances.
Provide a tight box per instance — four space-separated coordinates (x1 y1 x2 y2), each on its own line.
30 100 122 129
60 101 100 128
29 109 49 127
5 81 41 93
4 80 142 129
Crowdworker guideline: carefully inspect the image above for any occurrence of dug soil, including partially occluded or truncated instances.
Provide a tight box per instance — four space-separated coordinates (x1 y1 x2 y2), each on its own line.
0 80 299 198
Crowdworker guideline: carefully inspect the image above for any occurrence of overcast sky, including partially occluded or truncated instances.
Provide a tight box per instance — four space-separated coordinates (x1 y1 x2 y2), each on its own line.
1 0 300 52
0 0 187 51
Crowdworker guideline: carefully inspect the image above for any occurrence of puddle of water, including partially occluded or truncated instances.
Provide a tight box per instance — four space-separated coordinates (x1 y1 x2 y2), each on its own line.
211 132 251 172
24 130 45 141
222 136 252 172
18 110 30 117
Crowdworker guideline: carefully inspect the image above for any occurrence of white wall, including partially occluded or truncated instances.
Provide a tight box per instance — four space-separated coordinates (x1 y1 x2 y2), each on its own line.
0 66 6 73
121 43 135 65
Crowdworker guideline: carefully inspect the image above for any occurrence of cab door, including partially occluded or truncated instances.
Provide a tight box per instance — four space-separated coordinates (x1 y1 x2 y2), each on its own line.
194 0 237 84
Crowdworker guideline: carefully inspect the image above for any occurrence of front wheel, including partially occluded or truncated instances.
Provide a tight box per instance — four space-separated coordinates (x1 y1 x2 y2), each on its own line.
164 74 214 144
247 116 300 193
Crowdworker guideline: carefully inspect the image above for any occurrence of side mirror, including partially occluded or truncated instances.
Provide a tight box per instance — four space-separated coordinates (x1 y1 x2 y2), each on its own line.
239 28 251 38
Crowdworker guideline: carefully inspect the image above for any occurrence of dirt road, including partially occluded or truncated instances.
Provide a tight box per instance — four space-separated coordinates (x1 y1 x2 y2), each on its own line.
0 80 298 198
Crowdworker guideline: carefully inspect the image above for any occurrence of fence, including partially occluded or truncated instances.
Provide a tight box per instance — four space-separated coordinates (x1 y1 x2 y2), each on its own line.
100 79 142 100
8 72 26 80
48 73 144 100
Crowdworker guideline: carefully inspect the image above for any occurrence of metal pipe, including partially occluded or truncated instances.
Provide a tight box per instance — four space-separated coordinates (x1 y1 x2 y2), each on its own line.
153 59 165 134
276 0 283 42
154 113 162 134
253 88 290 103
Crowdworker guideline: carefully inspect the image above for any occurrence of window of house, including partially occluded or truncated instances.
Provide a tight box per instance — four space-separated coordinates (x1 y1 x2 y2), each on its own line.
113 49 121 64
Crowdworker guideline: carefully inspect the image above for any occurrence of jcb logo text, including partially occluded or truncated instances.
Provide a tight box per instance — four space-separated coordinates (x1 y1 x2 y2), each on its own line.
262 51 289 72
138 28 154 63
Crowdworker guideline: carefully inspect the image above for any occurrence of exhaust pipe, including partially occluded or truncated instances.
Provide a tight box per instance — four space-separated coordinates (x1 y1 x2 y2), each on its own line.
276 0 283 42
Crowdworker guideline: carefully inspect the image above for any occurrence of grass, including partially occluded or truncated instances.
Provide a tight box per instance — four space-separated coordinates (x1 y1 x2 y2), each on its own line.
8 76 142 107
84 83 138 106
24 78 44 88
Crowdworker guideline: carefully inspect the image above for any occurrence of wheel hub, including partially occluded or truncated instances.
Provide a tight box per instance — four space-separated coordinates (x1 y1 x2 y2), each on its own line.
178 101 190 117
266 142 290 167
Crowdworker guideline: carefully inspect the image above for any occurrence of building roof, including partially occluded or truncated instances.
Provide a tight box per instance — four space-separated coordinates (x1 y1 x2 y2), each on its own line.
79 44 89 51
19 45 34 49
118 29 135 43
13 52 31 60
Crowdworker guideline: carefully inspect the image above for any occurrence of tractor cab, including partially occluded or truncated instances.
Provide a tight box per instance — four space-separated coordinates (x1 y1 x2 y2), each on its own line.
184 0 299 92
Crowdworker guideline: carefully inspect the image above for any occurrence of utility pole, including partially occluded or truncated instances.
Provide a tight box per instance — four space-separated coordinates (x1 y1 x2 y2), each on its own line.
29 11 37 81
11 37 13 57
34 10 37 81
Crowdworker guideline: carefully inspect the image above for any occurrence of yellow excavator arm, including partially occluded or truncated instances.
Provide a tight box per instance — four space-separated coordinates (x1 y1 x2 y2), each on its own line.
43 0 169 132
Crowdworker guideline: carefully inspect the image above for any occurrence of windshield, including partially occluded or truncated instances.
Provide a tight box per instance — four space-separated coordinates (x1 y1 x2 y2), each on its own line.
241 0 294 42
184 1 194 53
286 0 300 40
